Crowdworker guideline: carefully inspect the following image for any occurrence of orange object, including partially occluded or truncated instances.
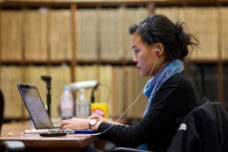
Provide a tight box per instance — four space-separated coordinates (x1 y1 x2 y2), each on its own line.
91 103 108 119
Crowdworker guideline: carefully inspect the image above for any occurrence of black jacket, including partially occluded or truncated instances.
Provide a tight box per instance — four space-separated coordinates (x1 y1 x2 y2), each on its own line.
167 101 228 152
97 73 202 152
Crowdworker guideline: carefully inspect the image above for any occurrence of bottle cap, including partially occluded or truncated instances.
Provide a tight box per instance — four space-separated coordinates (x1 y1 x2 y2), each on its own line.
64 86 70 91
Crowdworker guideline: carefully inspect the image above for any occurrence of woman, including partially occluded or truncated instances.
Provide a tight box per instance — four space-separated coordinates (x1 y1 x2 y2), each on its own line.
60 15 202 151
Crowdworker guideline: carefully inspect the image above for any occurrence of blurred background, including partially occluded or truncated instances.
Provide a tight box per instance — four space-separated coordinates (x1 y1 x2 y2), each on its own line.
0 0 227 123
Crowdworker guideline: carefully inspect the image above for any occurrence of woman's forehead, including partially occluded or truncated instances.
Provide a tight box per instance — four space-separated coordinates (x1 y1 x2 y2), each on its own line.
130 33 142 44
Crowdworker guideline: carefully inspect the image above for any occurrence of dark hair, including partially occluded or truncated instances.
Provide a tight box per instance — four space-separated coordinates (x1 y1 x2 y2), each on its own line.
129 15 199 61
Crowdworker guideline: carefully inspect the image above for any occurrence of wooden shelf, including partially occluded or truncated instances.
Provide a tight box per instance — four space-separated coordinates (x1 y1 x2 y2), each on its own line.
221 59 228 63
0 60 71 65
0 60 131 65
3 117 30 122
187 59 219 64
0 59 222 65
0 0 226 7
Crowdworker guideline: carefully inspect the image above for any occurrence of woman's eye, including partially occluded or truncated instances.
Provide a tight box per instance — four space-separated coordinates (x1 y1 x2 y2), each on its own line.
134 49 140 53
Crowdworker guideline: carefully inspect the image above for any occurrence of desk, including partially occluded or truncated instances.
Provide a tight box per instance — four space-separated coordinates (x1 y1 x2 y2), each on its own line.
0 121 92 151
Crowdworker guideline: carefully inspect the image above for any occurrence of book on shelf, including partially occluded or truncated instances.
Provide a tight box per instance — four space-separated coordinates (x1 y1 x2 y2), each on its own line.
24 9 48 61
97 65 113 116
49 10 72 61
133 67 148 118
49 65 71 117
125 66 135 118
0 66 24 119
0 11 22 61
99 8 124 60
112 66 124 117
76 9 98 61
124 8 148 60
24 66 48 118
180 7 218 60
24 66 47 99
125 66 147 118
75 65 99 102
156 7 181 23
221 7 228 60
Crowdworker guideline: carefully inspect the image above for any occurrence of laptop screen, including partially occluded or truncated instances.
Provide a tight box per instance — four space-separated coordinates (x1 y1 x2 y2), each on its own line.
17 83 53 129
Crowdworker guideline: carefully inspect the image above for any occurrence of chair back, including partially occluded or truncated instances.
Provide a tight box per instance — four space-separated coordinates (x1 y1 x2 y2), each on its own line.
167 101 228 152
0 90 4 132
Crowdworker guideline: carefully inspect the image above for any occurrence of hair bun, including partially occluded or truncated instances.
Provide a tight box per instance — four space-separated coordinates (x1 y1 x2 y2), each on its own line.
176 20 196 59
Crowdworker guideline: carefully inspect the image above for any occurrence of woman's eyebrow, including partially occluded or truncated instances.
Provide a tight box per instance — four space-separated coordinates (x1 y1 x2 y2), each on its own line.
132 45 137 49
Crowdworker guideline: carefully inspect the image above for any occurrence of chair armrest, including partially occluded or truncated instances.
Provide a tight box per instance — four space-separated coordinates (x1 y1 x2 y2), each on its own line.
113 147 152 152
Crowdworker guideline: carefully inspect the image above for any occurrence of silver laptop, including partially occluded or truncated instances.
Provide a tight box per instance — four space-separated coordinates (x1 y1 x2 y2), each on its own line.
17 83 94 134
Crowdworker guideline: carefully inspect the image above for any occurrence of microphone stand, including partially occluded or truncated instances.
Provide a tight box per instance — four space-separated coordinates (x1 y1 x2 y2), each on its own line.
41 75 52 117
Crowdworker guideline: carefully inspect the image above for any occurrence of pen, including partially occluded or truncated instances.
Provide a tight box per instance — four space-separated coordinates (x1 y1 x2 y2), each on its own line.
73 130 95 134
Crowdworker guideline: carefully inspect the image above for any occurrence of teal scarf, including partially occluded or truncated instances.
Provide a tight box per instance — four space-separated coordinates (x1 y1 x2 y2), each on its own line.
138 59 184 150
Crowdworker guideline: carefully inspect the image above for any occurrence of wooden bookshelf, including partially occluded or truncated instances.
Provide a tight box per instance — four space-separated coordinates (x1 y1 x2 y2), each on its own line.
0 0 227 120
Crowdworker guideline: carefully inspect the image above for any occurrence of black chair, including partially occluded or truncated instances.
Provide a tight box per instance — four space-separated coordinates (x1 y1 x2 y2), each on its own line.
114 101 228 152
0 89 4 132
167 101 228 152
0 141 25 152
0 90 25 152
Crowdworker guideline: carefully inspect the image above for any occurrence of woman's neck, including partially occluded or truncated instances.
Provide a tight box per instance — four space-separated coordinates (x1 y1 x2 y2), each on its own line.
149 60 169 79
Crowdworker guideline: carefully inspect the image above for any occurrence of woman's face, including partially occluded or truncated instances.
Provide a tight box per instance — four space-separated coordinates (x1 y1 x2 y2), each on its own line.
130 33 162 77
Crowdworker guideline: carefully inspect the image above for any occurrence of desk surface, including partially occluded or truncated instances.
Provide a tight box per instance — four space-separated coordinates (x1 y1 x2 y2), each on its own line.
0 121 92 150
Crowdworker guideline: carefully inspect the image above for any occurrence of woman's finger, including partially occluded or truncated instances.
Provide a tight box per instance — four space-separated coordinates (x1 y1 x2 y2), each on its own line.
62 124 72 130
88 113 100 119
59 120 70 129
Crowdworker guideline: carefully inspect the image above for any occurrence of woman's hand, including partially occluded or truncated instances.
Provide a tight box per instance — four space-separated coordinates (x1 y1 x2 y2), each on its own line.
88 113 104 122
59 118 90 130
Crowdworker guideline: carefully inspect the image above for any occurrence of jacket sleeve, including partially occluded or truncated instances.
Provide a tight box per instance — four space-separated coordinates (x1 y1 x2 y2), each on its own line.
97 79 185 147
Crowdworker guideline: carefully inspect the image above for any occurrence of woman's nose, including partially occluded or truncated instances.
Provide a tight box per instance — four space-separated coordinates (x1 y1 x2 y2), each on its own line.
132 54 138 62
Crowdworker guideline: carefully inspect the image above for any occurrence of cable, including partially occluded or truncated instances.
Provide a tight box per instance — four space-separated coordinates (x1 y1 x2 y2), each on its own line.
91 83 99 103
92 56 159 136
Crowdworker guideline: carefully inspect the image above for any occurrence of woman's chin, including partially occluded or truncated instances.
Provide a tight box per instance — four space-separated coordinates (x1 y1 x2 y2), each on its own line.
139 71 147 77
140 71 154 77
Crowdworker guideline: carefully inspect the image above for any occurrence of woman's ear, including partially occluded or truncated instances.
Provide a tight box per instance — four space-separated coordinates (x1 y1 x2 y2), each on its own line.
155 43 164 57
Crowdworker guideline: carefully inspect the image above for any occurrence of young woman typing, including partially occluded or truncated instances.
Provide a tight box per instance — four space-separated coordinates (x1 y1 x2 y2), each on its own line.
60 15 202 152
